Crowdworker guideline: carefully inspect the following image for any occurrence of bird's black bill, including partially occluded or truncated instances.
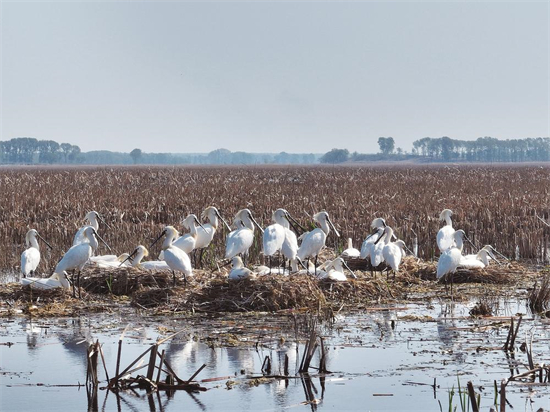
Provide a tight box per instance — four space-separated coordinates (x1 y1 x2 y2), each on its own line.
150 230 166 249
93 230 112 252
37 233 53 250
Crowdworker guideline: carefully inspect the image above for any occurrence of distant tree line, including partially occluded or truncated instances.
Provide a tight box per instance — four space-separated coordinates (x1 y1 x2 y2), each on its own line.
0 137 82 164
0 138 319 165
412 136 550 162
321 136 550 164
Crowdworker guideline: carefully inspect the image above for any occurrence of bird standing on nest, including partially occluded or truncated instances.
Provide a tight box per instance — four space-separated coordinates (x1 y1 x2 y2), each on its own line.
151 226 193 285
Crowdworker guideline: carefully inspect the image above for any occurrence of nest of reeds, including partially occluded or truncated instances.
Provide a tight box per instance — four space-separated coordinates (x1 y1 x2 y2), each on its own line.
79 266 173 295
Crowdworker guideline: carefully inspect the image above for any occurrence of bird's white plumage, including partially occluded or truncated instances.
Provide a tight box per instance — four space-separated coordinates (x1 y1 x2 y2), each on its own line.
437 230 465 279
73 211 101 246
21 272 69 290
318 258 350 281
158 227 193 278
229 257 256 280
225 209 260 259
195 206 229 250
361 218 387 259
55 229 98 277
437 209 455 252
459 246 494 269
341 238 360 258
297 211 339 261
21 229 41 276
263 224 286 256
282 228 299 261
382 227 405 272
130 245 171 271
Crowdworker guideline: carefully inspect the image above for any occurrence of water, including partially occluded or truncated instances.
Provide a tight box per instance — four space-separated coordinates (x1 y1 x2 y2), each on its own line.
1 298 550 411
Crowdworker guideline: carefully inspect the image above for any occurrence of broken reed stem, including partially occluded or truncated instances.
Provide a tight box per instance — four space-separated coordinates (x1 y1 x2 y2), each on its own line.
156 350 165 385
146 345 159 381
319 337 327 373
261 356 271 375
466 381 479 412
187 364 207 383
500 380 506 412
509 315 522 350
504 317 514 351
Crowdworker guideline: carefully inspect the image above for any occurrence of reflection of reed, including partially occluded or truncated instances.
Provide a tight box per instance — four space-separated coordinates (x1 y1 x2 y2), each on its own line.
300 376 324 412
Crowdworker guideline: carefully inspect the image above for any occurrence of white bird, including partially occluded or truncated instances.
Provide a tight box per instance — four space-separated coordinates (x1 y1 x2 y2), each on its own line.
437 209 455 252
254 265 291 276
263 208 301 272
89 253 131 268
151 226 193 284
341 238 360 258
229 256 257 280
380 226 406 276
263 209 287 259
159 214 206 259
21 271 70 290
22 227 110 294
297 211 340 273
196 206 231 249
72 211 109 246
225 209 263 262
370 229 388 268
20 229 52 277
360 218 387 259
127 245 171 271
459 245 497 269
437 230 465 294
318 257 356 281
191 206 231 267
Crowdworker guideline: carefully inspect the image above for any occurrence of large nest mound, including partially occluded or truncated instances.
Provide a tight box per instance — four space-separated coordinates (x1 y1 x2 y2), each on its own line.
131 272 408 312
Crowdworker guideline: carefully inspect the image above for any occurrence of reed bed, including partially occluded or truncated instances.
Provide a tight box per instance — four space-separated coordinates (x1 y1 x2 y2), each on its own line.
1 165 550 275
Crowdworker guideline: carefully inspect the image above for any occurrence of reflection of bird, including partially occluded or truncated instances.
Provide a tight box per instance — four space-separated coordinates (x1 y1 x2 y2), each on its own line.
437 230 465 293
151 226 193 284
437 209 455 252
21 229 52 277
341 238 360 258
73 211 108 246
297 211 339 273
225 209 263 262
229 256 256 280
360 218 386 259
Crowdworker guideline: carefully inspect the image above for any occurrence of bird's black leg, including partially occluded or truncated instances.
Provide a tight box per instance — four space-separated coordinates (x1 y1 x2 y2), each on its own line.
72 269 76 298
78 270 81 299
199 248 205 269
314 255 318 276
172 270 176 287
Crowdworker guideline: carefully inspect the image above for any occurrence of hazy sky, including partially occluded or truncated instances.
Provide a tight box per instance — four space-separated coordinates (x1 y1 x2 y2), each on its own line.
1 1 549 153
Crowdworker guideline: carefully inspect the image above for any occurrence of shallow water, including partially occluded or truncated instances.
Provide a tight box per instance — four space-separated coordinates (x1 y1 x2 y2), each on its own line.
1 298 550 411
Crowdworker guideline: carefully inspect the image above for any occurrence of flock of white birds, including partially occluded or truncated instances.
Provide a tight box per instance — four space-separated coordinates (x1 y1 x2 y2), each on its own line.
19 206 499 292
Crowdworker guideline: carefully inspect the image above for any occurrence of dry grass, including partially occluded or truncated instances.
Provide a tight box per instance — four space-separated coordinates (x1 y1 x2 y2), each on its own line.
528 273 550 313
1 165 550 275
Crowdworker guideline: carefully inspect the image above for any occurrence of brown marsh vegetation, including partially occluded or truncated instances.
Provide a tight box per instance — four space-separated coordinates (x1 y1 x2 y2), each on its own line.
1 164 549 274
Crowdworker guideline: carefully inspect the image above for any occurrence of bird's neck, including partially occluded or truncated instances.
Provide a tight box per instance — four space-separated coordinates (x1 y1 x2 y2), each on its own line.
28 236 40 250
319 220 330 235
444 215 452 227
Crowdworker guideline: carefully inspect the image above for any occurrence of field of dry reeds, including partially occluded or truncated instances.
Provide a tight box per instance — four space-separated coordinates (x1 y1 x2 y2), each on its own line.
1 164 549 274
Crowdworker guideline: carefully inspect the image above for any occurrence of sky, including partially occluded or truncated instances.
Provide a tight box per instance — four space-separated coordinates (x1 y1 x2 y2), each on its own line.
1 0 549 154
